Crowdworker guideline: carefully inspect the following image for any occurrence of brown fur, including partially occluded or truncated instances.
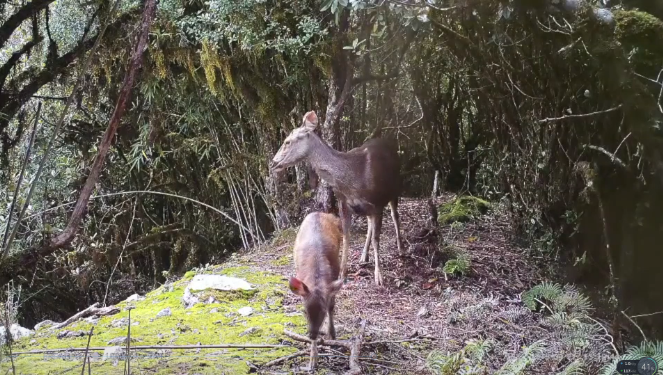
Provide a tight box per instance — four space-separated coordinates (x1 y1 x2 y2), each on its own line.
288 212 344 370
270 110 404 286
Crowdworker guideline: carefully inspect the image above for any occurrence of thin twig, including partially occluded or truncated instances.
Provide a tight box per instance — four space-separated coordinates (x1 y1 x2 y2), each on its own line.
621 310 647 343
80 327 94 375
125 308 132 375
583 145 627 168
586 315 619 356
346 319 367 375
20 190 254 235
538 105 622 123
630 310 663 319
1 102 41 252
103 198 137 306
263 349 308 367
13 343 288 355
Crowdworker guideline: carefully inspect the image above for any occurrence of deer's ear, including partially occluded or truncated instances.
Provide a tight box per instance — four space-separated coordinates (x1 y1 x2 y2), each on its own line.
329 279 344 296
289 277 310 296
302 111 318 131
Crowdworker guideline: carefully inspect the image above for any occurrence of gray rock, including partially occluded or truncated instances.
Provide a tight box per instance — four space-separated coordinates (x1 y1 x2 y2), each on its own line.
111 318 128 328
57 330 86 339
238 306 254 317
125 294 145 303
107 337 127 345
210 308 219 314
239 327 260 337
102 346 124 362
181 274 254 308
0 324 34 345
156 308 172 318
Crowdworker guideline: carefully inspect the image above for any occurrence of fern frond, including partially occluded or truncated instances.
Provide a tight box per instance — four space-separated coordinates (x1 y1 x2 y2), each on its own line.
556 359 584 375
522 282 563 311
496 340 547 374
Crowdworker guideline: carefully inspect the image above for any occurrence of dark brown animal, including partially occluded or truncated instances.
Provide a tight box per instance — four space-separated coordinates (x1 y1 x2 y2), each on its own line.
288 211 344 370
271 110 403 286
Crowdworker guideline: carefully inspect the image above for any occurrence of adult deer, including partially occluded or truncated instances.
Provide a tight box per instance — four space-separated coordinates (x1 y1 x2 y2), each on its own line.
270 110 403 286
288 211 344 371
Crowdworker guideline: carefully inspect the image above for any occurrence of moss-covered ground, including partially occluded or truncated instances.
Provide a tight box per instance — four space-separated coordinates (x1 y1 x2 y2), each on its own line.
437 195 491 224
3 266 306 374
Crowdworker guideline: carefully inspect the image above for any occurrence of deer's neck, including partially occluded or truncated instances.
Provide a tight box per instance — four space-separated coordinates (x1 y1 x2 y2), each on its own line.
307 135 356 188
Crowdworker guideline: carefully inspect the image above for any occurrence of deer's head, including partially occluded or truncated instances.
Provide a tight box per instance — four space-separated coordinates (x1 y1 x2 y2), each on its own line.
270 111 319 174
289 276 343 339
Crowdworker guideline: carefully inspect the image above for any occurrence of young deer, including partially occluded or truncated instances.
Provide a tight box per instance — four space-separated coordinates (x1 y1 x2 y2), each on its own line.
288 211 344 371
270 110 403 286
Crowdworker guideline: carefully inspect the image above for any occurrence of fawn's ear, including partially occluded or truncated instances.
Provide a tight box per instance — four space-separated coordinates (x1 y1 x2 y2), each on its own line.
302 111 318 131
289 277 310 297
329 279 344 297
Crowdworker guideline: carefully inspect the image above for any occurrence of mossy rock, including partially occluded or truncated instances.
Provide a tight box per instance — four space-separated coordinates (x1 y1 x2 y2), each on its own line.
438 196 491 224
614 9 663 76
6 266 306 374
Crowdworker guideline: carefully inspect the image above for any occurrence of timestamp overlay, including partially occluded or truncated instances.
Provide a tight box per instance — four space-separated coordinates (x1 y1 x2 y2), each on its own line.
617 357 659 375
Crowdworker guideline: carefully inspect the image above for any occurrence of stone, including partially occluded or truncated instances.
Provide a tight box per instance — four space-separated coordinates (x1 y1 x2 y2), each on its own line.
239 327 260 337
57 330 86 339
181 274 254 308
125 294 145 303
102 346 124 362
238 306 254 317
156 308 172 318
107 337 127 345
0 324 34 345
111 318 129 328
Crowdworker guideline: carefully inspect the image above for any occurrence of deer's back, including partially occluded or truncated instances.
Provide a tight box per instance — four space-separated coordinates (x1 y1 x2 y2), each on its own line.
347 137 401 206
293 212 342 285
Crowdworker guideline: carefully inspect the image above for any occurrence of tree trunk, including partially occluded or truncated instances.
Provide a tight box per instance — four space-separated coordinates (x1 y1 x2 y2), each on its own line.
315 11 353 213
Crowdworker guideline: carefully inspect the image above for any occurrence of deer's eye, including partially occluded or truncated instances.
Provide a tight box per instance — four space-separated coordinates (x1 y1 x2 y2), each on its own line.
284 140 291 146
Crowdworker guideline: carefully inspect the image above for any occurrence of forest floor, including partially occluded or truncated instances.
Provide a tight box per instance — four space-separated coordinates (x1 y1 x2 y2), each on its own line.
245 194 551 374
3 194 616 374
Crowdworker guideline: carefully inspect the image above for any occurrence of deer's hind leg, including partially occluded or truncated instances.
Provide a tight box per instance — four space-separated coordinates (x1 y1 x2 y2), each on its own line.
360 218 373 263
389 199 404 255
338 200 352 280
371 212 384 286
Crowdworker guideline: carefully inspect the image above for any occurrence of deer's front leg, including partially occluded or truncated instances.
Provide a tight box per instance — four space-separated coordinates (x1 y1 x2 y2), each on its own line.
338 200 352 280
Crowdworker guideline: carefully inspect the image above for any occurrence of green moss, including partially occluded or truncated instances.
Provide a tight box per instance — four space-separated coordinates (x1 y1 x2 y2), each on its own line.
614 9 663 75
270 227 298 248
272 254 292 266
5 266 306 374
183 270 196 279
438 195 491 224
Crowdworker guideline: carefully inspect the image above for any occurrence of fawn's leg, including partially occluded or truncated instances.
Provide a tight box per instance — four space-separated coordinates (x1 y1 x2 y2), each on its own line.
389 199 404 255
360 218 373 263
328 298 337 340
338 200 352 280
371 212 384 286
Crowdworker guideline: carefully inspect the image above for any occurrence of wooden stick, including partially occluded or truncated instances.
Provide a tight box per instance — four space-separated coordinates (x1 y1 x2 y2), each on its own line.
80 327 94 375
283 330 351 348
51 303 99 330
263 349 308 367
346 320 366 375
13 343 287 355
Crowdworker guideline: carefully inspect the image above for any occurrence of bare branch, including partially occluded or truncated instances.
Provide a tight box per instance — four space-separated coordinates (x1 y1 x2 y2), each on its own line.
583 144 627 168
538 105 622 123
0 0 54 50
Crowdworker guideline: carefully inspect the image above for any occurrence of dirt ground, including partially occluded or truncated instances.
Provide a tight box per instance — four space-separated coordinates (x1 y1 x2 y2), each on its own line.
236 195 555 374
